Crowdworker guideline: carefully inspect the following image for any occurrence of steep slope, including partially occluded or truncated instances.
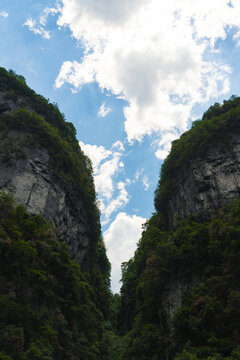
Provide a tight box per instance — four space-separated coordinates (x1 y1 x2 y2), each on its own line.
0 193 106 360
119 96 240 360
0 67 101 269
155 95 240 228
0 68 111 360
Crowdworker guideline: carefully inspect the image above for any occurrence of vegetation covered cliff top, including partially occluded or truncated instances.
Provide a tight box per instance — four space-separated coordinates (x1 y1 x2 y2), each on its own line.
0 67 77 144
0 67 101 248
0 67 111 320
154 95 240 217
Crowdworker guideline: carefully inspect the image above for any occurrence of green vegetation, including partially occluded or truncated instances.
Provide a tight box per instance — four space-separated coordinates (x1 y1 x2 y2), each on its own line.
2 69 240 359
154 95 240 225
0 68 108 298
119 96 240 359
0 67 76 144
0 69 114 359
119 200 240 359
0 192 107 359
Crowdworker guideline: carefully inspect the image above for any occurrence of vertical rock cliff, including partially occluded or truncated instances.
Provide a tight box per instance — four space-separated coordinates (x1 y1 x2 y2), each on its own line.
0 68 111 360
0 67 100 269
0 130 90 267
119 96 240 360
158 131 240 228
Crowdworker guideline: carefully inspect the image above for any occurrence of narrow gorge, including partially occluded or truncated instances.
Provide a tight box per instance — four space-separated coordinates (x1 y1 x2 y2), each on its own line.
1 68 240 360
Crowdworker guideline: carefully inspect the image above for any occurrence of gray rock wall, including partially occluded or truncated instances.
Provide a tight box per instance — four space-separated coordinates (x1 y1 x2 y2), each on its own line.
0 130 90 268
161 276 199 319
166 133 240 227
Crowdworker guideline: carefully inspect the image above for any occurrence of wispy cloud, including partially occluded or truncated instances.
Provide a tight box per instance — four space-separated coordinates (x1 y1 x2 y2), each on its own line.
0 11 8 18
79 140 129 223
134 168 144 182
23 6 60 40
103 181 129 222
24 18 51 39
233 30 240 47
142 175 150 191
98 102 112 117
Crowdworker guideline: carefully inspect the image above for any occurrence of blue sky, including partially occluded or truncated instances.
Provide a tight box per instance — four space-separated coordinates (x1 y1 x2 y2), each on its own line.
1 0 240 292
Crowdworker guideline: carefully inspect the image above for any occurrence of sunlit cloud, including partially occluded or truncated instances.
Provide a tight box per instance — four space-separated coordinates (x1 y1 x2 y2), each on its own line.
98 102 112 117
55 0 240 157
79 141 111 172
24 18 51 39
79 140 129 223
104 212 146 293
23 6 60 39
154 131 179 160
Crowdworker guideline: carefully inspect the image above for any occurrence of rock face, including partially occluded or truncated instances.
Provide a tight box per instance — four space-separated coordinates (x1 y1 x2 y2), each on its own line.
0 89 30 114
161 276 199 319
0 131 90 269
166 132 240 227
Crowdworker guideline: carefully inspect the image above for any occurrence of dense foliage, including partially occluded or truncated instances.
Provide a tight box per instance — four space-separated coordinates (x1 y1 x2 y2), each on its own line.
0 68 110 306
0 69 114 358
2 69 240 360
0 192 108 360
0 67 76 144
119 200 240 359
119 96 240 359
154 95 240 226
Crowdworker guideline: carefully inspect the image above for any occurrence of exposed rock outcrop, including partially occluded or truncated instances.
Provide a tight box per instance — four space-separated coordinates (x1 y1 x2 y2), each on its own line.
166 132 240 227
0 72 99 270
0 130 90 268
161 276 199 319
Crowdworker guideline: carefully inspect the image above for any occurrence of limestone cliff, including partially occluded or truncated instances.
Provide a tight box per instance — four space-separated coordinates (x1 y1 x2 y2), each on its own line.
0 68 112 360
166 132 240 227
0 68 100 269
155 96 240 229
0 130 89 266
119 96 240 360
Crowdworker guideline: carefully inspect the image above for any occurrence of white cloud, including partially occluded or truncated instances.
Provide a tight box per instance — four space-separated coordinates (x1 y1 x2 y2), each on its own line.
233 30 240 47
24 18 51 39
142 175 150 191
104 212 146 293
23 6 60 39
39 6 59 26
79 141 111 172
0 11 8 18
134 168 144 182
154 131 179 160
112 140 125 151
98 102 112 117
95 152 124 200
103 181 129 221
79 140 129 222
55 0 240 154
